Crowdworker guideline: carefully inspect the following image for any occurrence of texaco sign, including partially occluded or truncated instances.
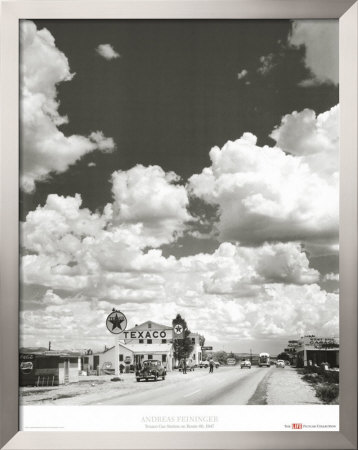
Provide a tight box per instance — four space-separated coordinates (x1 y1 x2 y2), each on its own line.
122 329 170 339
106 310 127 335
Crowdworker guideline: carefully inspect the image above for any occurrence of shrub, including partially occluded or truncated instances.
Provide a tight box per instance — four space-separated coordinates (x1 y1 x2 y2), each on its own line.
302 373 320 384
315 384 339 404
323 370 339 384
304 365 318 374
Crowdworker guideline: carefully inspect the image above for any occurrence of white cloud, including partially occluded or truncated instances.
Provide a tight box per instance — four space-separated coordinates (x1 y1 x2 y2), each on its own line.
257 53 276 75
21 191 321 296
110 165 193 247
21 163 191 290
20 21 115 192
20 282 338 349
237 69 248 80
270 105 339 176
323 272 339 282
22 193 107 257
96 43 120 60
288 20 338 86
21 188 337 348
188 106 339 251
177 242 319 295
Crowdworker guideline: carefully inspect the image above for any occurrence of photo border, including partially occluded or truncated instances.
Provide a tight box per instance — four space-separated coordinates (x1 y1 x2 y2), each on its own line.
0 1 357 448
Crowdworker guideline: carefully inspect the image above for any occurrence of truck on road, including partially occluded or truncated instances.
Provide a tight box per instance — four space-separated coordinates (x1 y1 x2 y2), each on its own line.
258 352 270 367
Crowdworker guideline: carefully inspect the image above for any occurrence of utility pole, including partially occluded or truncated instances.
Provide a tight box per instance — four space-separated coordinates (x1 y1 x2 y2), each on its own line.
250 348 252 364
48 341 51 351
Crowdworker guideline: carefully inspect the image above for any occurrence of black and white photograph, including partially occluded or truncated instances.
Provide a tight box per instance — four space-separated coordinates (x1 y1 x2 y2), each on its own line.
19 18 340 425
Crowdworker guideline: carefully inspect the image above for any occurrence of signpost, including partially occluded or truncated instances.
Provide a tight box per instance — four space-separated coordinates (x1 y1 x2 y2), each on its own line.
201 346 213 351
227 358 236 366
173 323 185 339
106 309 127 377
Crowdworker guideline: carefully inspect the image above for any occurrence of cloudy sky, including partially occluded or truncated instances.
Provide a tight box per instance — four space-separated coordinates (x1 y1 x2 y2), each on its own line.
20 19 339 354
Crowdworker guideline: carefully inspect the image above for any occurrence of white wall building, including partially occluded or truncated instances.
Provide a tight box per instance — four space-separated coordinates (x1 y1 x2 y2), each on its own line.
94 320 203 373
187 332 202 365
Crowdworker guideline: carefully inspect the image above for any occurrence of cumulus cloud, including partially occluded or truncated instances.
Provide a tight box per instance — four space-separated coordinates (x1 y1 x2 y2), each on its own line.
19 22 339 350
178 242 319 296
237 69 248 80
270 105 339 175
188 105 339 252
20 20 115 192
21 189 320 293
288 20 338 86
22 193 108 257
110 165 193 247
257 53 276 75
20 282 338 348
21 163 191 291
21 184 338 348
323 272 339 282
96 43 120 60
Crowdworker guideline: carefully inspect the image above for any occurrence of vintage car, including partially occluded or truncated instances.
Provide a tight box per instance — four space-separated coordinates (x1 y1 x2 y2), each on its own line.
276 359 285 368
214 361 220 368
199 361 209 368
136 360 166 382
240 359 251 369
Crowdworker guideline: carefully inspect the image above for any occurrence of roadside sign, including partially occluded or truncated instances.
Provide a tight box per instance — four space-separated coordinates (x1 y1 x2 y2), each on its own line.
173 323 185 339
106 309 127 377
106 310 127 335
226 358 236 365
201 346 213 350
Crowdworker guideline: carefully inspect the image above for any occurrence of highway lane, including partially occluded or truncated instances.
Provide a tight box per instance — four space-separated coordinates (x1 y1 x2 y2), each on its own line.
97 366 274 405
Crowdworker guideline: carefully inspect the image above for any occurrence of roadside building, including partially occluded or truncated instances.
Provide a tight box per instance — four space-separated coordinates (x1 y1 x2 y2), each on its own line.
123 321 175 370
284 339 300 365
19 352 80 386
288 336 339 368
93 320 203 373
187 332 202 366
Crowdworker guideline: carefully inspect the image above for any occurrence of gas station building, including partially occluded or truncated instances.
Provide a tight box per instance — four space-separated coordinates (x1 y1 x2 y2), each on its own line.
95 320 202 373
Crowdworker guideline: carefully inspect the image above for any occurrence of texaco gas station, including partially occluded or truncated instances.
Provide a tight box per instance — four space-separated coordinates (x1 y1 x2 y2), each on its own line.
87 312 203 375
19 310 204 383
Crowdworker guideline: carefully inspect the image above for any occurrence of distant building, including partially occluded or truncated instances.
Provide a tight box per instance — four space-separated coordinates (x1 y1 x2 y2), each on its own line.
187 332 202 366
283 339 301 365
19 352 81 386
283 335 339 368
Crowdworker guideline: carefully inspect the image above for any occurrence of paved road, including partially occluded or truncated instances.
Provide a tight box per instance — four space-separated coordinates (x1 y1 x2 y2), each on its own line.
97 366 274 405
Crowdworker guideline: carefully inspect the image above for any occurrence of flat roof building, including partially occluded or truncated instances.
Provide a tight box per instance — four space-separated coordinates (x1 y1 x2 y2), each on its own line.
283 335 339 368
19 352 81 386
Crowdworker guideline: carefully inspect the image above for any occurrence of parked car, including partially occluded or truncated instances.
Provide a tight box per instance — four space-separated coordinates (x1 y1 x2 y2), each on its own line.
199 361 209 368
214 361 220 368
276 360 285 368
240 359 251 369
136 360 166 381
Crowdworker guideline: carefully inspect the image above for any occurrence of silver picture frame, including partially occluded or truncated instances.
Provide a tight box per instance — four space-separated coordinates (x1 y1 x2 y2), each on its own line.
0 0 357 448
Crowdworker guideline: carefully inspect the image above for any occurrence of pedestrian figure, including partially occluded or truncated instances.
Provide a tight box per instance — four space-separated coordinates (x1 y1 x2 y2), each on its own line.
182 358 187 374
209 358 214 373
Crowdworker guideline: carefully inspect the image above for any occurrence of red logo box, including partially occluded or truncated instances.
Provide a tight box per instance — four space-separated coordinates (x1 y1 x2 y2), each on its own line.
292 423 303 430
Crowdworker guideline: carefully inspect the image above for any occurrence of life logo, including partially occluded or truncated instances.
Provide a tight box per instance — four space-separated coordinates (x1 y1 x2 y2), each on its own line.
292 423 303 430
20 361 33 374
